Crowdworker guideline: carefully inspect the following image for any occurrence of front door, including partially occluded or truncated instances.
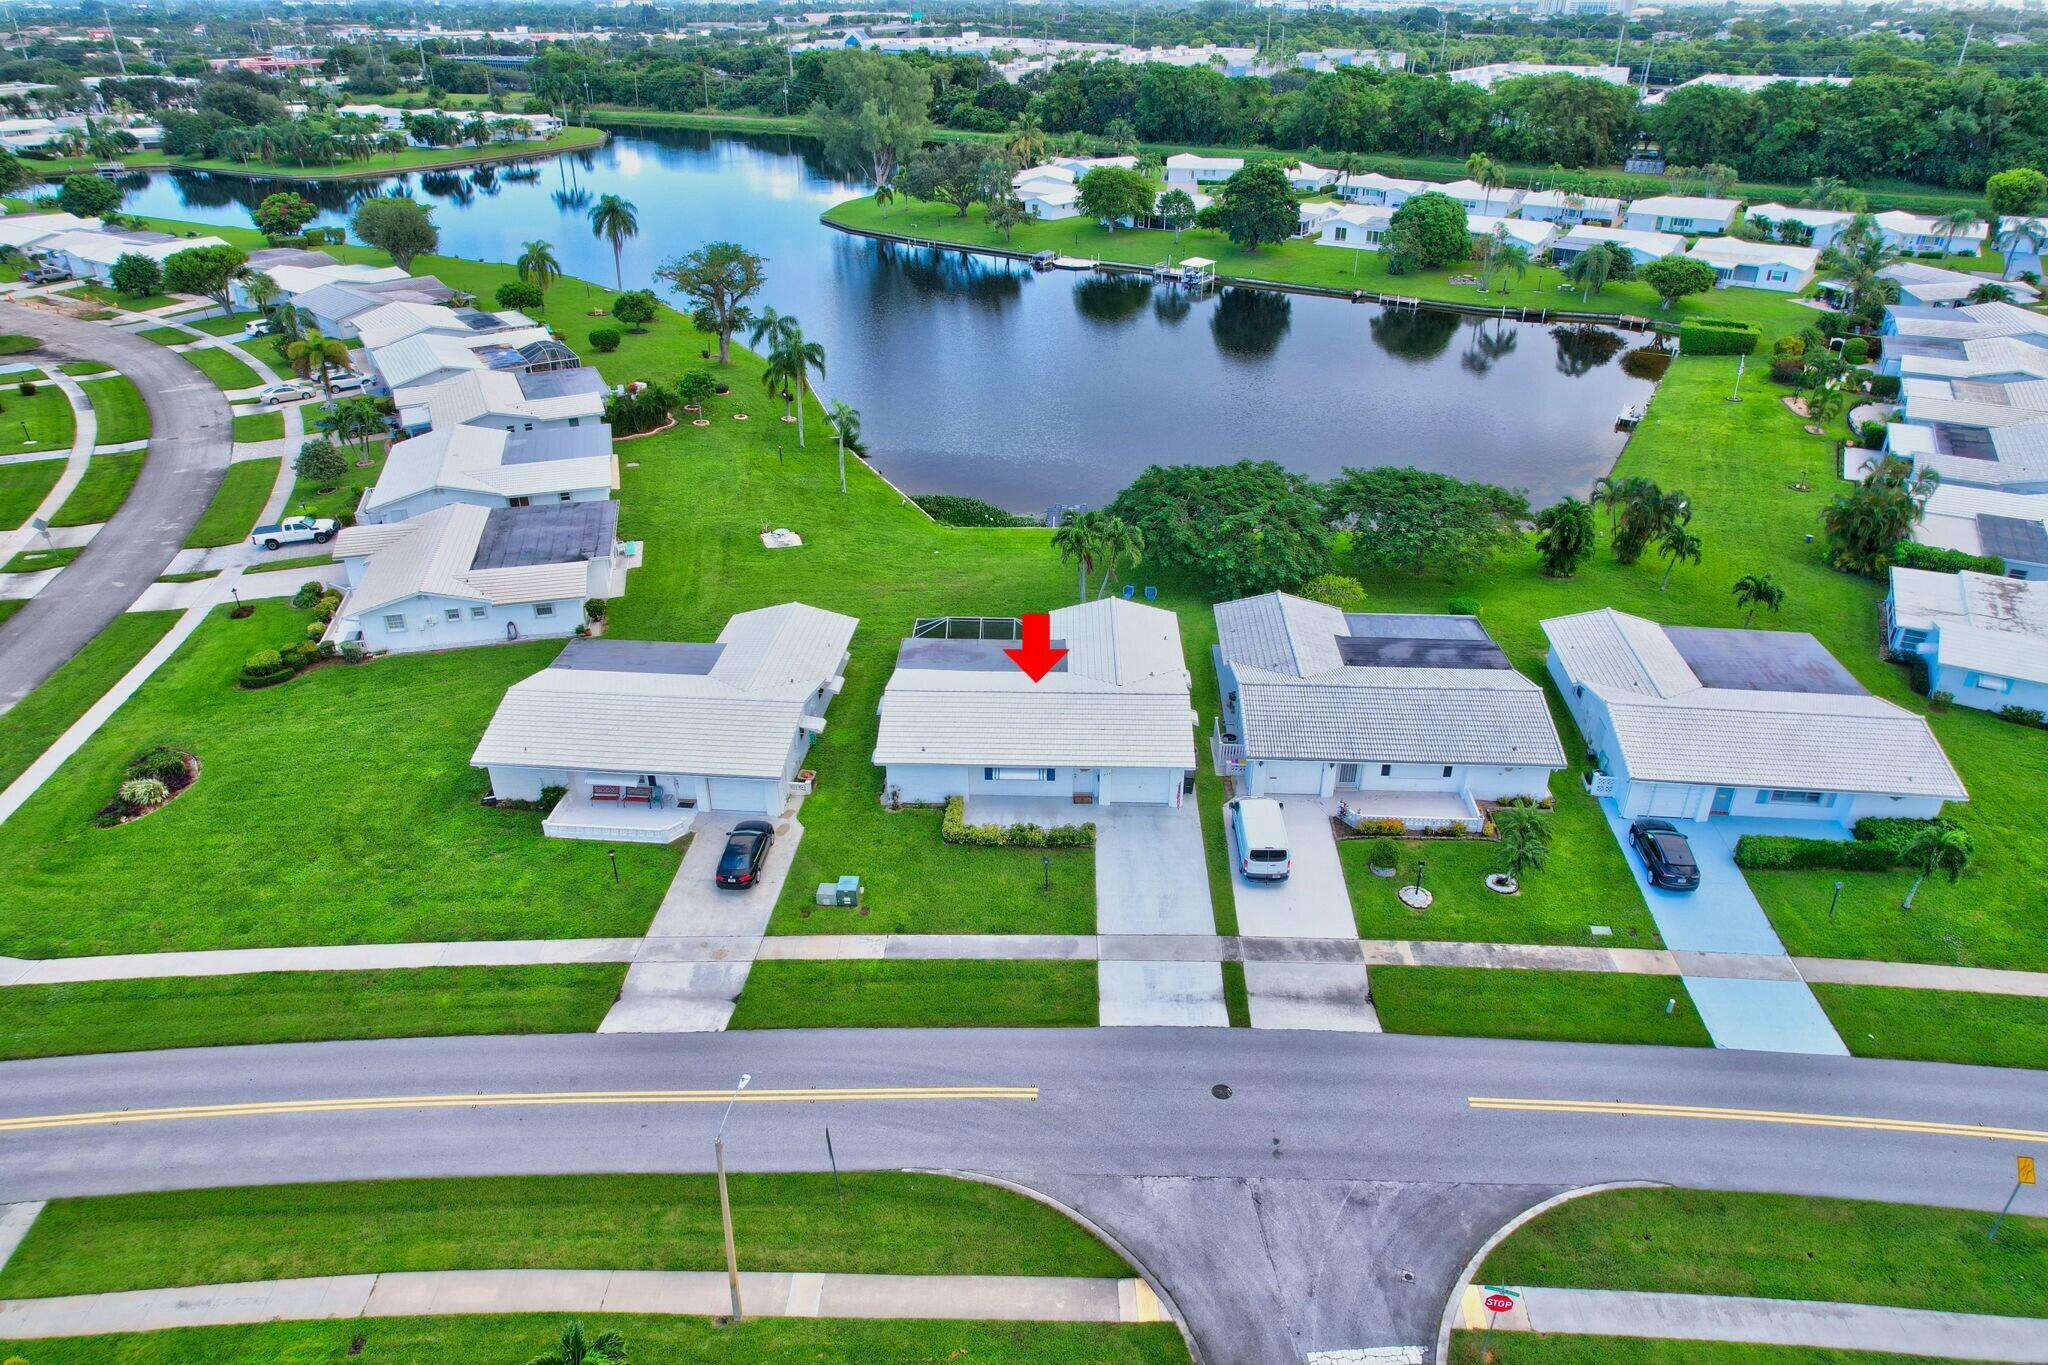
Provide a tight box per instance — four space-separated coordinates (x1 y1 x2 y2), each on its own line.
1710 787 1735 817
1336 763 1363 789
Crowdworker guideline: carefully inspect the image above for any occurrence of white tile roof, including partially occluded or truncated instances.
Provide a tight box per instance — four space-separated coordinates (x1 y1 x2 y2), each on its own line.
1875 209 1989 242
1684 236 1819 273
44 229 230 266
1517 190 1622 217
371 326 557 389
0 211 97 248
361 424 615 516
1627 195 1740 223
1557 225 1685 260
1435 179 1522 209
1349 172 1430 196
334 503 595 615
1216 593 1566 768
395 368 605 428
1915 484 2048 559
353 301 529 349
1745 203 1855 230
1543 609 1966 799
871 598 1198 770
471 603 858 779
267 261 411 297
1887 302 2048 342
1164 153 1243 173
1883 261 2040 306
1467 216 1558 252
1889 567 2048 681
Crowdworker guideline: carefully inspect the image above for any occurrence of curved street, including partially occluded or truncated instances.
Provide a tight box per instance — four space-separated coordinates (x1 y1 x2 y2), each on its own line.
0 301 231 708
4 1029 2045 1361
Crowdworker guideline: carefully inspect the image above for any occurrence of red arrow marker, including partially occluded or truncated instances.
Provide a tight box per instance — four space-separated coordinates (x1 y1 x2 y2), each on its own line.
1004 613 1068 682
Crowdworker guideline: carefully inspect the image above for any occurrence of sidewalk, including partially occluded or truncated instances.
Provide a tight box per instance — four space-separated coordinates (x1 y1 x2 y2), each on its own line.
0 1267 1161 1340
0 371 96 570
1460 1285 2048 1365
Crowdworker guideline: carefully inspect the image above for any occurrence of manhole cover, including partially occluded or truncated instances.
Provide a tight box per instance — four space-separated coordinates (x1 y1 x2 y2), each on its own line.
1211 1083 1232 1099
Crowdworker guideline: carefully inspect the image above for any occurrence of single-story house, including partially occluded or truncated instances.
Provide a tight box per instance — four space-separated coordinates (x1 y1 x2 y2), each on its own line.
284 280 470 340
394 366 609 439
352 300 526 351
1467 215 1560 255
1050 154 1138 178
1683 236 1820 292
1339 172 1429 207
1213 594 1565 829
358 422 617 524
872 599 1199 809
1883 394 2048 493
1742 202 1856 249
1997 215 2048 254
328 500 624 655
35 227 232 285
1550 224 1685 267
1882 300 2048 345
242 261 413 308
1315 204 1394 250
1913 483 2048 579
1514 190 1622 227
1163 153 1242 188
1544 608 1966 828
1017 179 1081 220
1886 568 2048 713
1874 209 1988 256
0 211 97 251
1622 195 1741 236
1287 161 1339 193
1436 178 1524 217
471 602 857 841
1873 261 2040 309
367 324 578 394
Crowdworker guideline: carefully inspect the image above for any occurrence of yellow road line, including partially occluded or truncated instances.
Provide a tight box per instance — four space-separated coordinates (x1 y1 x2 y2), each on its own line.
0 1086 1038 1134
1470 1096 2048 1144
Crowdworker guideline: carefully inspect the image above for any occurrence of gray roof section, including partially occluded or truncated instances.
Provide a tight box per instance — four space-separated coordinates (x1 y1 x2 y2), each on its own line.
551 638 724 675
1981 512 2048 563
502 424 614 466
1335 633 1511 671
247 247 336 270
471 500 618 570
517 367 607 401
1664 626 1867 696
896 636 1069 673
1343 613 1489 641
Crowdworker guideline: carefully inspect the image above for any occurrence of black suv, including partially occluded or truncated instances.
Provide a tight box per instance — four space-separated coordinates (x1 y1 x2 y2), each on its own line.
1628 818 1701 892
715 820 775 888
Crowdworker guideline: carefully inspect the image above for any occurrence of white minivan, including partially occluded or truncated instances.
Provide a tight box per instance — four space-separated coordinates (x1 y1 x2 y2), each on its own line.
1230 797 1291 881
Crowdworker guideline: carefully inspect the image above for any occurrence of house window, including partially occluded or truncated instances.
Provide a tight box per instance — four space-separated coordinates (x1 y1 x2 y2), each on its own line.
1896 628 1928 648
534 603 556 618
1971 673 2012 693
444 608 462 622
568 417 579 427
558 492 572 502
1765 790 1832 806
509 496 530 507
382 613 406 632
985 767 1055 782
469 606 488 619
1767 269 1789 282
1442 765 1454 778
1380 763 1392 777
1334 226 1348 242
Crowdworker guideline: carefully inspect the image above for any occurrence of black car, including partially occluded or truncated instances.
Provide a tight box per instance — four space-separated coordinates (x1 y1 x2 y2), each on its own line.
715 820 776 888
1628 818 1701 892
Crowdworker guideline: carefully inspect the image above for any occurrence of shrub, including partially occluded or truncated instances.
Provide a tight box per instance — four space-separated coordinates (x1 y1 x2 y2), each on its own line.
1842 337 1870 365
238 648 293 688
124 746 188 786
339 639 366 663
584 597 608 621
938 794 1094 846
294 438 347 486
1298 572 1366 611
1772 335 1807 360
1868 374 1901 401
2001 704 2048 728
1678 317 1760 356
1905 652 1931 695
1005 822 1048 846
1858 419 1887 450
1854 817 1956 860
1890 541 2006 576
282 641 319 669
1733 835 1896 871
587 327 621 353
494 281 544 309
117 777 167 812
1446 595 1481 616
1044 822 1094 847
1769 356 1807 385
290 581 324 609
611 289 659 331
17 379 34 397
676 368 716 408
1354 817 1407 838
915 494 1037 527
1929 689 1954 712
1194 204 1222 229
1365 837 1399 871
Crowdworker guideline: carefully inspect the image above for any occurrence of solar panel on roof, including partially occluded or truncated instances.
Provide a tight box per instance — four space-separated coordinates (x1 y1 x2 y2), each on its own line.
1979 513 2048 564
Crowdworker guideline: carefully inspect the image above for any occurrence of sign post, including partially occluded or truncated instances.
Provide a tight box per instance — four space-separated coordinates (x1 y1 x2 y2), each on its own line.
1990 1155 2035 1244
1479 1285 1520 1363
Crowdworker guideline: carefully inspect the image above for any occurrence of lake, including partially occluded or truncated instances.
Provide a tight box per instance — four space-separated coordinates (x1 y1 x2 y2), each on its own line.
118 128 1657 516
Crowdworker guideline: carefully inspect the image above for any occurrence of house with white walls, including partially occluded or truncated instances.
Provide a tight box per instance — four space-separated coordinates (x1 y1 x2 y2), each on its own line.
1162 153 1242 188
1623 195 1741 235
1544 608 1966 829
1550 224 1685 266
393 366 609 440
1885 568 2048 714
1467 216 1560 255
1742 203 1856 249
1436 179 1525 217
35 227 232 285
1874 209 1988 256
1213 594 1565 830
1287 161 1339 193
1514 190 1622 227
471 603 857 841
357 423 617 525
1339 172 1429 207
1314 203 1394 249
1683 236 1820 292
872 599 1199 810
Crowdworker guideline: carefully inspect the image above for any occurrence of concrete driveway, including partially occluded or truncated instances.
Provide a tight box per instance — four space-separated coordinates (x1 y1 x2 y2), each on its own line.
1093 804 1227 1028
1225 799 1378 1030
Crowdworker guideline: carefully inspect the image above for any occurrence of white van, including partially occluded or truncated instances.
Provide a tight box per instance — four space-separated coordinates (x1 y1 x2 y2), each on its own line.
1230 797 1291 881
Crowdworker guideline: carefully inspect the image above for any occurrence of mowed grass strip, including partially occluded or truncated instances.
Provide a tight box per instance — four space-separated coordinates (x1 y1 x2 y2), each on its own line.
732 960 1097 1029
179 345 262 392
1448 1332 1984 1365
2 544 79 572
47 450 142 526
0 965 626 1063
183 458 278 547
1477 1187 2048 1317
58 360 112 377
230 409 283 443
0 600 679 956
0 1172 1134 1298
80 375 149 444
1370 966 1711 1047
0 1315 1190 1365
0 611 177 790
0 456 63 528
187 311 262 337
136 325 191 346
1817 983 2048 1070
0 381 76 455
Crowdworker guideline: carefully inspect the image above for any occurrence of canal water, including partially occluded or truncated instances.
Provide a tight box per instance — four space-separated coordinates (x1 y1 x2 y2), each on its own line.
119 128 1656 514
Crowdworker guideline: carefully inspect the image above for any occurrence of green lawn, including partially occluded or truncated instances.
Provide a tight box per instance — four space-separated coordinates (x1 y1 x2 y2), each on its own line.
180 344 262 392
0 381 75 455
282 438 384 520
0 611 177 791
183 458 279 547
57 360 112 376
731 960 1097 1028
244 551 333 574
65 281 180 312
1370 966 1710 1046
1449 1334 1982 1365
80 375 149 444
187 311 262 337
0 600 679 957
171 125 609 179
0 1172 1132 1298
1818 984 2048 1069
2 544 79 572
156 569 219 582
0 965 625 1062
1340 765 1660 948
1478 1187 2048 1317
825 194 1818 338
230 409 284 443
48 451 141 526
2 1316 1188 1365
136 324 192 345
2 366 46 383
0 456 63 527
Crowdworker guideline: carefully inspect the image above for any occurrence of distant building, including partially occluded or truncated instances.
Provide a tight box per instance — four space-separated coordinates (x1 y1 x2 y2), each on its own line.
1446 61 1631 91
1886 569 2048 714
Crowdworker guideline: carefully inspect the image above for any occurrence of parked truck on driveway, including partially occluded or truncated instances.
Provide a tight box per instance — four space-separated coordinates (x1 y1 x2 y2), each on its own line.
249 514 338 551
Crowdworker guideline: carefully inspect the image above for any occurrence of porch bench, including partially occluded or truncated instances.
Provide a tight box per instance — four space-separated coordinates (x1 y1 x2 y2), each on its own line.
622 785 655 805
589 784 623 803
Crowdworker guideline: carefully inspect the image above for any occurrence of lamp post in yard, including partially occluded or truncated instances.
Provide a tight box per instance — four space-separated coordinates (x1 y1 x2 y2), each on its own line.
715 1074 751 1323
1828 879 1844 922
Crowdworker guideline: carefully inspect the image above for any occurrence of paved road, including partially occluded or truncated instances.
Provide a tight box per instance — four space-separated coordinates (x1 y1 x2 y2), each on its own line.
4 1030 2045 1362
0 304 230 710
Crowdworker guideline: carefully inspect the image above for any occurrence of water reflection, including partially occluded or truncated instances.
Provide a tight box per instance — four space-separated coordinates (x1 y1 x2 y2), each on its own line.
1370 307 1461 364
1460 318 1520 376
1210 287 1291 361
1553 325 1628 377
1073 275 1152 327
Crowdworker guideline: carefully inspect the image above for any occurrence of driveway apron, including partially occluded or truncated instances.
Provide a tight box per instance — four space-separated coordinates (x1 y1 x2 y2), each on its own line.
1092 805 1227 1028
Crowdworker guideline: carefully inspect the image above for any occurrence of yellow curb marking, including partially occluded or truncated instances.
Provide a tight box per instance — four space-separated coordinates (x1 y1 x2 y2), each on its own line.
1470 1096 2048 1144
0 1086 1038 1134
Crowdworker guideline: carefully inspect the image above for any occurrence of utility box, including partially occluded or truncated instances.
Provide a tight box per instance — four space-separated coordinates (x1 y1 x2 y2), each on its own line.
815 876 863 908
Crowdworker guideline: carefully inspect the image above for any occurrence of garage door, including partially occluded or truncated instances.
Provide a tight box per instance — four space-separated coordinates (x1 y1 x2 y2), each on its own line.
1105 768 1177 806
1646 783 1692 817
1258 760 1325 795
707 778 768 813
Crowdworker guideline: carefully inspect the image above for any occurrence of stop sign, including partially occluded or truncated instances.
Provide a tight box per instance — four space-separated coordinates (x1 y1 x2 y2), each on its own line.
1483 1293 1516 1314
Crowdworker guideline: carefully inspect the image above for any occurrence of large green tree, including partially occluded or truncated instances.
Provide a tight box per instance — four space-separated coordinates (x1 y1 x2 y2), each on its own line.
810 48 931 188
160 243 249 316
56 173 122 218
655 241 766 366
349 195 438 270
1381 191 1470 274
1217 160 1298 252
900 142 989 217
1639 255 1719 309
1986 167 2048 219
1075 165 1156 229
1106 460 1333 597
1323 465 1529 578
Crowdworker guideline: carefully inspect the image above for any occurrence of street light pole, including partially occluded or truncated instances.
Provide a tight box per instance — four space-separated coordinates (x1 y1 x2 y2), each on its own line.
715 1073 752 1323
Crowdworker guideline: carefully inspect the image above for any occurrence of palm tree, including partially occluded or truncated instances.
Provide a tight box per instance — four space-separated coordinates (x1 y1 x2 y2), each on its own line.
1804 381 1848 430
1004 112 1048 167
747 306 798 355
587 193 638 292
1476 230 1531 295
763 325 825 446
1730 571 1785 625
529 1320 627 1365
1655 522 1702 591
1901 824 1972 909
1465 151 1506 215
1936 208 1981 257
1534 496 1596 577
240 270 279 315
286 329 349 395
1052 510 1105 603
1335 151 1364 200
828 398 859 494
1494 809 1552 886
82 115 135 161
516 239 561 297
2001 217 2045 279
1564 242 1617 303
1819 214 1904 315
1805 174 1847 209
875 183 895 218
1092 516 1144 598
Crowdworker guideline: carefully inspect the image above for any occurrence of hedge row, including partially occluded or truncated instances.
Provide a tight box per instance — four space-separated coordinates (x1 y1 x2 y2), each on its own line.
1732 818 1956 872
940 794 1094 848
915 494 1039 528
1678 317 1761 356
1890 541 2007 576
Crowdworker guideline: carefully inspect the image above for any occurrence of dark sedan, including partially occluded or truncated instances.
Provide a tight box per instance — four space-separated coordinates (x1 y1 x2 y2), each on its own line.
1628 818 1701 892
715 820 776 888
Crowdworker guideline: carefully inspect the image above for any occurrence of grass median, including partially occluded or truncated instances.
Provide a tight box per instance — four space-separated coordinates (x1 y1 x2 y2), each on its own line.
80 374 149 444
48 450 142 525
732 960 1097 1028
1371 966 1710 1046
0 456 62 527
180 345 263 393
0 380 76 455
183 458 278 548
1448 1333 1982 1364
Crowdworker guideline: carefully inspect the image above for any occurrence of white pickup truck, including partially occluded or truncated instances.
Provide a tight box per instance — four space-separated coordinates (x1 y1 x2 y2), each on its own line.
248 514 339 551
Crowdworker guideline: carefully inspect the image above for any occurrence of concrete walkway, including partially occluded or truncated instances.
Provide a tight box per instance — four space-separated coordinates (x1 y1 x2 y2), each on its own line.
1464 1285 2048 1364
0 1203 41 1274
0 1267 1160 1340
0 371 95 575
